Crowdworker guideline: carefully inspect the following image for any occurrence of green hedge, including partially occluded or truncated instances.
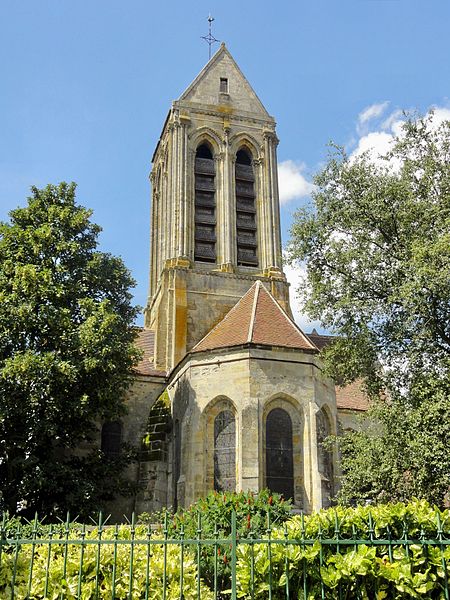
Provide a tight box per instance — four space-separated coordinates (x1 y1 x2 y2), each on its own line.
1 499 449 599
237 499 450 599
0 525 213 599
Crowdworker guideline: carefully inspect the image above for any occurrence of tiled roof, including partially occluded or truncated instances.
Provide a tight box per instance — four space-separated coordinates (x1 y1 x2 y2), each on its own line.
192 281 317 353
306 330 335 350
134 329 166 377
336 380 370 412
306 330 370 412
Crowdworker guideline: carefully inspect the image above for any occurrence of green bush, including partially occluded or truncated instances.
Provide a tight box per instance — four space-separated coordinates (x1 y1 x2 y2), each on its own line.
166 489 292 594
236 499 450 599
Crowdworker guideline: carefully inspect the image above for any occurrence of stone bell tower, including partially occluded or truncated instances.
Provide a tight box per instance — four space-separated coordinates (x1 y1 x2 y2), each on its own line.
145 44 291 372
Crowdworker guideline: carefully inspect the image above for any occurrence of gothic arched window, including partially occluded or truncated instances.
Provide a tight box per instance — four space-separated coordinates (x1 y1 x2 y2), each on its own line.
101 421 122 457
265 408 294 499
235 148 258 266
214 410 236 492
316 408 334 507
194 143 216 262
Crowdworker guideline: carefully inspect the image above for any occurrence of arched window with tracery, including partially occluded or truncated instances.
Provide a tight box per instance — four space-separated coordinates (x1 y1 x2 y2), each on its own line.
235 148 258 266
265 408 294 499
316 408 334 507
194 143 216 262
214 410 236 491
101 421 122 457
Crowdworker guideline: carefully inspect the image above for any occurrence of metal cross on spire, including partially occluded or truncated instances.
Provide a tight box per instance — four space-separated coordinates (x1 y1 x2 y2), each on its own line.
201 14 220 60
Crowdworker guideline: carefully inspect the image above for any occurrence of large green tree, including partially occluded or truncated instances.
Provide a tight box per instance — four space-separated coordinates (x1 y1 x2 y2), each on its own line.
0 183 140 517
288 116 450 505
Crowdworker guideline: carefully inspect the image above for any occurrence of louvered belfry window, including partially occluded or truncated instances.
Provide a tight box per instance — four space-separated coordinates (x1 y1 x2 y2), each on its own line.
214 410 236 492
235 149 258 266
194 144 216 262
265 408 294 499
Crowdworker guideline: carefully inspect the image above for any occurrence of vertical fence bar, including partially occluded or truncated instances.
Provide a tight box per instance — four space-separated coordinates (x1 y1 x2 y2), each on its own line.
145 522 151 600
44 523 54 598
77 523 86 600
60 512 70 600
213 522 219 600
334 511 342 600
94 512 103 600
128 512 136 599
26 512 38 597
111 523 119 599
318 521 325 600
266 510 273 600
301 513 307 600
284 522 290 600
0 513 5 572
368 511 375 600
11 522 21 600
437 511 449 600
163 512 168 600
231 510 237 600
196 512 202 600
179 523 185 600
249 526 255 600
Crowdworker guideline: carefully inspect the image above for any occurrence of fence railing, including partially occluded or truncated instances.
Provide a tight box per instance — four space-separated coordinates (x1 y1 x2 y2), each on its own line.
1 510 449 599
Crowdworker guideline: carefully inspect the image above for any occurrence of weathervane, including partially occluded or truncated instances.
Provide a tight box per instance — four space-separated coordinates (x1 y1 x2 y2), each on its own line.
201 14 219 59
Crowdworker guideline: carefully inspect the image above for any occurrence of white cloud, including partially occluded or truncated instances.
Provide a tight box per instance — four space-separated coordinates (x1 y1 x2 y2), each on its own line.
351 130 395 164
283 262 322 333
357 101 390 134
350 103 450 168
381 109 403 131
278 160 315 205
429 107 450 129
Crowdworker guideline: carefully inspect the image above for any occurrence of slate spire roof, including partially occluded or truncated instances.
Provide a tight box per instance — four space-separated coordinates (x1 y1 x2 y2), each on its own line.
192 280 317 353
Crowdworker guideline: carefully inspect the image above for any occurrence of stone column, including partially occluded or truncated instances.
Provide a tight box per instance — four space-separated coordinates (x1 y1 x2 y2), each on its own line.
180 115 191 260
269 134 283 270
263 131 275 269
219 125 234 271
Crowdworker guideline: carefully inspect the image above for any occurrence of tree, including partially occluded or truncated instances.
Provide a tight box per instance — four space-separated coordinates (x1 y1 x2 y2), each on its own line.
288 115 450 504
0 183 141 517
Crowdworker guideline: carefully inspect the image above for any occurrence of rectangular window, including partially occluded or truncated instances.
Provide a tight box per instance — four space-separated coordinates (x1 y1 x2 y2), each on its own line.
220 78 228 93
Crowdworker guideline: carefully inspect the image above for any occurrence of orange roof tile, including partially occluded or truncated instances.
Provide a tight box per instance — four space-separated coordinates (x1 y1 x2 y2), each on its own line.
336 380 369 411
306 330 335 351
134 329 166 377
192 281 317 353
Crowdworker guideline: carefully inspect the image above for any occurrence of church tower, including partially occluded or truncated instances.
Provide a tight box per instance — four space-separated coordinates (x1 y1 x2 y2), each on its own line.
145 44 291 372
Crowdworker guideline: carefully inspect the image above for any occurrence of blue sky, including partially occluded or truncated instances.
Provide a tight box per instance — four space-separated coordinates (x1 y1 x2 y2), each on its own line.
1 0 449 329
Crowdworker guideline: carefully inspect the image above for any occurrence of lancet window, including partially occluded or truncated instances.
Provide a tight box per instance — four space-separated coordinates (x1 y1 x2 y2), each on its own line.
194 144 216 262
265 408 294 499
214 410 236 492
235 149 258 266
316 408 334 507
101 421 122 457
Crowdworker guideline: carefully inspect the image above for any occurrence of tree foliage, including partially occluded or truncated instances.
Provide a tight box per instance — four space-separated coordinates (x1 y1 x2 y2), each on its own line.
0 183 140 517
288 116 450 504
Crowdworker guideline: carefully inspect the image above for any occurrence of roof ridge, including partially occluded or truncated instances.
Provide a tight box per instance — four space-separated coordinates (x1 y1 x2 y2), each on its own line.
248 280 261 342
258 285 317 350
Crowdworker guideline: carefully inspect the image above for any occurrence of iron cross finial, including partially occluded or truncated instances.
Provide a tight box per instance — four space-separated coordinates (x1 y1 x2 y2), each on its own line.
201 14 220 60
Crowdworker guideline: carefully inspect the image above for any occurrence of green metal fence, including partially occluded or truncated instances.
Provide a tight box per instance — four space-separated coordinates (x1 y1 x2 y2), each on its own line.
1 510 449 599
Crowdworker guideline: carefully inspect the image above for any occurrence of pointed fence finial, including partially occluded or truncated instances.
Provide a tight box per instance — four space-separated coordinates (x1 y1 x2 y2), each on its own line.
201 14 220 60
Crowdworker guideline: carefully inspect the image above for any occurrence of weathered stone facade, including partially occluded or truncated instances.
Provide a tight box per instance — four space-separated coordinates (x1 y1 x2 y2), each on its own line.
108 44 369 518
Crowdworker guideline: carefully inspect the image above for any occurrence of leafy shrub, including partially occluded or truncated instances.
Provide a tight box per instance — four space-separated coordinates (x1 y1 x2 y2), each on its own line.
166 490 292 594
0 525 212 599
236 499 450 599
